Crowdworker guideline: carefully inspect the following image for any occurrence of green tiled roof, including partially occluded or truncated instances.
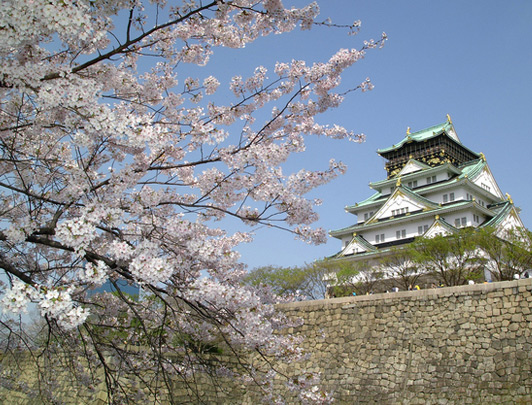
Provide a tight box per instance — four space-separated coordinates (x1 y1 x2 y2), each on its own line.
433 216 458 234
352 235 377 252
331 200 475 238
481 201 513 228
377 121 454 154
396 185 442 209
345 191 384 211
458 158 485 180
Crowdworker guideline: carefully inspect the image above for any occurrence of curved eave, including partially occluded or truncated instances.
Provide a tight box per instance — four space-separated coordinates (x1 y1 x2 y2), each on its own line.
345 192 384 213
361 185 440 227
480 201 514 228
341 235 377 254
378 123 480 161
434 217 459 234
396 185 441 209
458 158 485 180
377 121 454 154
331 200 492 239
369 162 460 190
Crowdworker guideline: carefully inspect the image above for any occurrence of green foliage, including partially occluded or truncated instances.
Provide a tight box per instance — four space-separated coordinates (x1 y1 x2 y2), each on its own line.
245 259 372 299
244 265 310 298
379 248 420 290
319 259 383 297
409 227 484 286
247 227 532 298
475 226 532 281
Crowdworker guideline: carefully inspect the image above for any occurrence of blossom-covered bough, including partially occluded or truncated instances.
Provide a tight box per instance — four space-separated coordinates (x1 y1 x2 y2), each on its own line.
0 0 385 403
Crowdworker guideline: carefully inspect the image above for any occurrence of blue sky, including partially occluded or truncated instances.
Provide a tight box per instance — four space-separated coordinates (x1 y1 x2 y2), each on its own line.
213 0 532 269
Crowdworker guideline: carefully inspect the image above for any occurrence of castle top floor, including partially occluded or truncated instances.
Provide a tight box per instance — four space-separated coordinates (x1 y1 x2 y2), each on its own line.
378 116 479 178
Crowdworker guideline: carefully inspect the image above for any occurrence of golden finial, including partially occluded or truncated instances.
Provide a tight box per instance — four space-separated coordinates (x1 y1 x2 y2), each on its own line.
435 215 440 220
506 193 513 204
352 232 357 237
396 177 401 187
479 152 486 161
446 113 453 124
406 127 411 135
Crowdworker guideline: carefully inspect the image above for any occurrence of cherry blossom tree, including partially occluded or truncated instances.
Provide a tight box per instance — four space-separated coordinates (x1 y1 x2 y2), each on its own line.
0 0 385 402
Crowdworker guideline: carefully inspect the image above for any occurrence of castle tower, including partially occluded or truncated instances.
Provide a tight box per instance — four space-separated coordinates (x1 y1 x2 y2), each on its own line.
330 116 525 263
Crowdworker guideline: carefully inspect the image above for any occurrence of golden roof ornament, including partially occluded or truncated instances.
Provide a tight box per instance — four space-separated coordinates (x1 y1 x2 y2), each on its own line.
479 152 486 161
406 127 411 135
506 193 513 204
446 113 453 124
396 176 401 187
352 232 357 237
435 215 440 220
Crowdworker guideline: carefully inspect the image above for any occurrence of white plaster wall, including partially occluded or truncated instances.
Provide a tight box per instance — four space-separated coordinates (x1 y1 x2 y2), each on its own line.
473 169 503 199
379 197 425 218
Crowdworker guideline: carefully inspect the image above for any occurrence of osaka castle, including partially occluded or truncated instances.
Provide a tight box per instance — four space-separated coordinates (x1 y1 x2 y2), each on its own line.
329 115 525 264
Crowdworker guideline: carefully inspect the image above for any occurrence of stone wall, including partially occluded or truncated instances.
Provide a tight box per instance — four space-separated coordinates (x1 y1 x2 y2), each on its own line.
2 279 532 404
276 278 532 404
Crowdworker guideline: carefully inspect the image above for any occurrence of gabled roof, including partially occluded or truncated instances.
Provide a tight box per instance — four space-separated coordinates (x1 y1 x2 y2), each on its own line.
345 191 384 212
331 199 492 239
424 215 457 238
460 158 504 200
365 185 439 224
377 120 456 154
458 158 485 179
340 234 377 256
395 159 431 176
481 201 523 229
369 162 461 192
377 118 480 161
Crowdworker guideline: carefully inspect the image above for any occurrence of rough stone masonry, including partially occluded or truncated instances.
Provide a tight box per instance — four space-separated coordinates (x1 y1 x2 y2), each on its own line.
2 279 531 404
275 278 532 404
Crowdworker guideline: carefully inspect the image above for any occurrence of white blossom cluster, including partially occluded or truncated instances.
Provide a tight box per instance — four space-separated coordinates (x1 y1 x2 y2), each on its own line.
38 287 89 330
2 281 88 330
0 0 385 400
1 280 38 314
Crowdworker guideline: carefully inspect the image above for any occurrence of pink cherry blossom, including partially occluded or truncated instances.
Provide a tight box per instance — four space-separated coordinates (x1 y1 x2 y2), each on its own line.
0 0 386 402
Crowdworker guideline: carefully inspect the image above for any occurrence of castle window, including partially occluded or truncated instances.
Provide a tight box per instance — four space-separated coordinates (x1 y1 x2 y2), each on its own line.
418 225 428 235
426 175 437 184
363 211 374 221
444 193 455 203
376 233 385 243
455 217 467 227
396 229 407 239
407 180 418 188
391 207 409 217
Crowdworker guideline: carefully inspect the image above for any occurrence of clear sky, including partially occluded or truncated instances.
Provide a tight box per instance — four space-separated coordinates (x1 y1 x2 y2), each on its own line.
213 0 532 270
